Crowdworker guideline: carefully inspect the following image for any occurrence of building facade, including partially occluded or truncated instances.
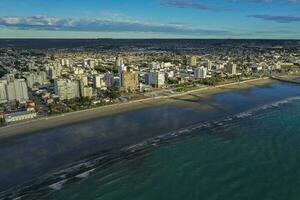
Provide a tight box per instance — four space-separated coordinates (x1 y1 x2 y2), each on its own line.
0 80 7 103
2 79 29 103
194 67 208 79
121 71 139 91
93 75 106 89
4 111 37 123
226 63 237 75
147 71 165 88
190 56 197 67
54 79 80 100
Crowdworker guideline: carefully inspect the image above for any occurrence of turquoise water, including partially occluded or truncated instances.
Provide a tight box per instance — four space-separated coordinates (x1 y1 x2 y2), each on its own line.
44 98 300 200
1 82 300 199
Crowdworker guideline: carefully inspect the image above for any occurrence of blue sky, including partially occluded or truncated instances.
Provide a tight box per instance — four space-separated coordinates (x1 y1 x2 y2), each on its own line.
0 0 299 39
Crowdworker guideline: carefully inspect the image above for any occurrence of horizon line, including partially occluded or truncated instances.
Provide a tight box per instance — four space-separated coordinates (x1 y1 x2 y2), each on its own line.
0 38 300 40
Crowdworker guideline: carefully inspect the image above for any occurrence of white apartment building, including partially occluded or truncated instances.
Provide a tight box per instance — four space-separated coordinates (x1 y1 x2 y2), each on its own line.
2 79 29 103
54 79 80 100
147 71 165 88
194 67 207 79
93 74 106 89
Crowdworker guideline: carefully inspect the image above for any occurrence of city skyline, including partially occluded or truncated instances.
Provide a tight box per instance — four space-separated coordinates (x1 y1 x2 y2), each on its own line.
0 0 300 39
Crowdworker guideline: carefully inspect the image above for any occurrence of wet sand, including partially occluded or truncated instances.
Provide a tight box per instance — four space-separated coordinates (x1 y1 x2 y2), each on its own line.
0 77 274 140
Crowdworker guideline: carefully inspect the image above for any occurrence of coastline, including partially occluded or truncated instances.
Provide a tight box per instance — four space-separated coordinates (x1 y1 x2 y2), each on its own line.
0 77 274 140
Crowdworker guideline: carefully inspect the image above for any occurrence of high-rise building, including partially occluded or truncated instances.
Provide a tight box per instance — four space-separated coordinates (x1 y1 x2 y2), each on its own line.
37 71 47 84
194 67 207 79
4 79 29 103
207 60 212 70
49 64 62 79
121 71 139 91
81 76 88 86
0 80 7 103
93 75 106 89
54 79 80 100
5 74 15 82
104 73 115 88
24 71 48 88
6 83 16 101
83 59 95 69
147 72 165 88
190 56 197 67
24 73 35 89
116 57 124 68
14 79 29 102
118 62 127 88
226 63 237 75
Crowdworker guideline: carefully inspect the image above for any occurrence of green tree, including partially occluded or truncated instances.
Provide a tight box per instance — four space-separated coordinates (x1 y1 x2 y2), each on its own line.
105 87 121 100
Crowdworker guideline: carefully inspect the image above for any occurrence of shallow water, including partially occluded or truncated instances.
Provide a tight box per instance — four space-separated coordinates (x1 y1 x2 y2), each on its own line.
47 101 300 200
1 82 300 199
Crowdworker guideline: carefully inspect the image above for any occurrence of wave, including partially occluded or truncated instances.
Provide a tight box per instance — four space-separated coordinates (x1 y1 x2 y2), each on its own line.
1 95 300 199
48 179 68 191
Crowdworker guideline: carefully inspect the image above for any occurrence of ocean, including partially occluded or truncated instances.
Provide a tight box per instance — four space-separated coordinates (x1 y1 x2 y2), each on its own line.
1 81 300 199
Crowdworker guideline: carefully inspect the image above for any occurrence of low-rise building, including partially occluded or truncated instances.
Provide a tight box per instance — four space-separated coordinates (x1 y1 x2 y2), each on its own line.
4 111 37 123
81 86 93 98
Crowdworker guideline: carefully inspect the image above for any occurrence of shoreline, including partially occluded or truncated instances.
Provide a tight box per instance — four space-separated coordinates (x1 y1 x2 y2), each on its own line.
0 77 274 140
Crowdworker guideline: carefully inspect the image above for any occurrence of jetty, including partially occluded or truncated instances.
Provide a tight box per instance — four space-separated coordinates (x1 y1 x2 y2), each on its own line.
270 76 300 85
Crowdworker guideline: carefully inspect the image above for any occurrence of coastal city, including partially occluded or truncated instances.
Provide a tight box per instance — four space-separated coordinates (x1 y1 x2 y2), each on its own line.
0 41 300 126
2 0 300 198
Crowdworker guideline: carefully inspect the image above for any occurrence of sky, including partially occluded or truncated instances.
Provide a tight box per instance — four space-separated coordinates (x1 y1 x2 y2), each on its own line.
0 0 299 39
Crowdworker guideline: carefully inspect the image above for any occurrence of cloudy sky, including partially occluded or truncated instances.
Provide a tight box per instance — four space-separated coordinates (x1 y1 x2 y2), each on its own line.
0 0 299 39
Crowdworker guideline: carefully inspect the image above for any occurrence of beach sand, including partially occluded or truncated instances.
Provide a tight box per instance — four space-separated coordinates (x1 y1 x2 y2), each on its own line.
0 77 274 140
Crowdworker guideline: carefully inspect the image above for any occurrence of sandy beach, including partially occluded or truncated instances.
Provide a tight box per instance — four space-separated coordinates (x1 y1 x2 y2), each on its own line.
0 77 274 140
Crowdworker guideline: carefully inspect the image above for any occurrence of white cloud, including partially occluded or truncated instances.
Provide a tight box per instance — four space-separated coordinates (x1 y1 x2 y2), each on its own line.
0 15 231 36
